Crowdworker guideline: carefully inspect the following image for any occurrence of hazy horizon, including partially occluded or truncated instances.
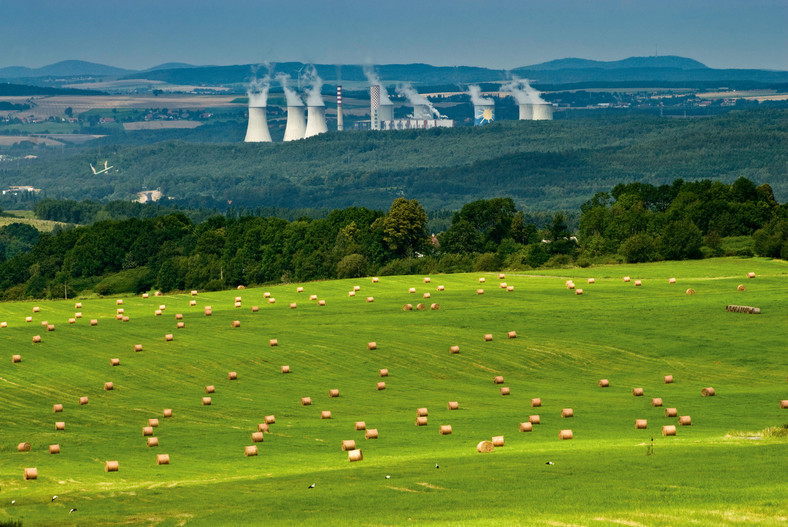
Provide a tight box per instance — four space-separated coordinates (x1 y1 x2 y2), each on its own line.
2 0 787 71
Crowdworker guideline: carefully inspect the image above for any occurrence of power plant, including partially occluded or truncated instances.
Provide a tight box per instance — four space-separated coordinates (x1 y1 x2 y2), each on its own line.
304 105 328 138
244 106 272 142
518 103 533 120
469 85 495 126
283 105 307 141
532 103 554 120
336 85 343 131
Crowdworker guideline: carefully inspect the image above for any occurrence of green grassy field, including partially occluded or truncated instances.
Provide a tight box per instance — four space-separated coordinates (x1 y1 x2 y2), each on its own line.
1 257 786 526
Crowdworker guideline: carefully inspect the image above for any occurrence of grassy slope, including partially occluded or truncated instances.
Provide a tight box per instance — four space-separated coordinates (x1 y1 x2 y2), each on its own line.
0 257 786 526
0 211 73 232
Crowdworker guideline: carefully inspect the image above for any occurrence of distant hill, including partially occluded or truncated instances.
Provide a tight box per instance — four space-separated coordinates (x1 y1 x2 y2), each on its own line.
521 56 708 71
0 60 133 79
0 82 107 96
142 62 200 72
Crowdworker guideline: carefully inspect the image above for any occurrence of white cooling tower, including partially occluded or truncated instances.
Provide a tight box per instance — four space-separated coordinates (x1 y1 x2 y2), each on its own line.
379 103 394 122
283 106 306 141
413 104 432 120
532 103 553 120
518 103 533 120
304 106 328 138
244 107 272 142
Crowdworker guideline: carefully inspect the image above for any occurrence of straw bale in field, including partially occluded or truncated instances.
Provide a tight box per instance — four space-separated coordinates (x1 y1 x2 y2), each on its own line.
448 401 459 410
1 322 6 328
270 339 278 346
662 425 676 436
321 410 332 419
264 415 276 424
476 440 494 453
12 354 21 363
165 334 173 341
281 365 290 373
237 285 245 290
423 293 430 299
157 454 170 464
519 422 532 432
252 432 264 442
479 277 485 283
493 376 504 384
348 449 363 462
417 407 428 417
355 421 366 430
679 416 692 426
500 282 507 289
33 307 40 313
25 316 32 323
377 382 386 390
737 284 745 291
75 302 82 308
500 387 510 395
507 285 514 291
492 435 504 446
379 369 389 377
781 400 788 409
117 308 124 314
231 320 240 328
134 344 143 352
665 408 677 417
634 280 642 286
366 297 374 303
372 277 379 283
599 379 609 387
147 437 159 447
439 425 452 435
417 303 426 310
664 375 673 384
354 285 361 291
559 429 573 440
191 290 198 296
53 404 63 413
367 342 377 350
623 277 630 282
148 418 159 427
76 312 83 319
89 318 97 326
268 298 276 303
423 277 431 283
49 444 60 454
403 304 413 311
477 289 485 295
365 428 378 439
747 272 755 278
508 331 517 338
329 389 339 398
430 302 439 310
32 335 41 343
17 442 31 452
155 291 162 297
415 416 428 426
450 345 459 354
632 388 644 396
104 382 114 391
499 273 505 279
289 303 297 309
163 409 173 418
575 289 584 295
318 300 326 306
567 282 575 290
79 396 88 405
561 408 573 418
651 398 663 407
531 398 541 407
588 278 595 284
143 426 153 436
635 419 648 429
484 334 493 341
686 288 695 295
529 415 540 424
342 440 356 451
309 295 317 300
55 422 65 430
301 397 312 406
297 287 304 293
202 397 212 405
264 292 271 298
228 371 237 380
409 287 416 293
142 293 149 299
701 387 715 396
669 278 676 284
24 467 38 479
437 285 445 291
68 318 76 324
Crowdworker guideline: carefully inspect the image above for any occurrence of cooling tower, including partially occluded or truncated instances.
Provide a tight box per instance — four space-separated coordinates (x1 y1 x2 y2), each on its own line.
413 104 432 120
532 103 553 120
283 106 306 141
379 103 394 122
244 107 272 142
474 104 495 126
518 103 533 120
305 106 328 138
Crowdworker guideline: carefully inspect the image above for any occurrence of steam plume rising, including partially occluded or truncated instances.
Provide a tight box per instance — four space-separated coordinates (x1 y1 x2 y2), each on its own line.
396 83 440 118
502 77 546 104
363 66 392 104
468 85 493 106
277 73 304 107
247 63 272 107
302 65 325 107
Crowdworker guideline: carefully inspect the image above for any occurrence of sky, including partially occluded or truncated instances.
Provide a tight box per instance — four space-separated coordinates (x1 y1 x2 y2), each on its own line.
2 0 787 71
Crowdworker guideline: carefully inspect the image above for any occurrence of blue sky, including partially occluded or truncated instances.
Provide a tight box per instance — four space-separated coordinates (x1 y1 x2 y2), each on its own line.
2 0 786 70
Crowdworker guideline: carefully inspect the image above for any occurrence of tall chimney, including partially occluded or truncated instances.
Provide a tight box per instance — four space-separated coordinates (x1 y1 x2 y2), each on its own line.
370 85 381 130
336 85 343 131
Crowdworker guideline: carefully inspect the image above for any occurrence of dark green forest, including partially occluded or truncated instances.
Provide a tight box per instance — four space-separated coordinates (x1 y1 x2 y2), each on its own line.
1 109 786 212
0 177 784 301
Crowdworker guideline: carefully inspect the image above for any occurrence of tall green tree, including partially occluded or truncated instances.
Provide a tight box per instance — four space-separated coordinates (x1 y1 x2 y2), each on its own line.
381 198 429 257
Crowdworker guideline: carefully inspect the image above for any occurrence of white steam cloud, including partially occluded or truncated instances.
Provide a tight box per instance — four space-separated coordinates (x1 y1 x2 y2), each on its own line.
247 63 272 107
468 85 493 106
363 66 392 105
302 65 324 107
395 83 441 118
502 77 546 105
276 73 304 107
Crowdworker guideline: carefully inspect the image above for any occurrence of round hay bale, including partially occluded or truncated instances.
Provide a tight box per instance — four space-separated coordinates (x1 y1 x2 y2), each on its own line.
417 407 428 417
142 426 153 436
437 285 445 291
79 396 88 405
559 429 573 440
439 425 452 435
354 285 361 291
575 289 584 295
117 308 125 314
477 440 495 453
499 282 507 289
450 345 460 354
415 416 427 426
296 286 304 293
24 467 38 480
662 425 677 436
508 331 517 339
500 387 510 396
665 408 678 417
157 454 171 464
403 304 413 311
701 387 715 397
779 400 788 409
376 382 386 390
191 290 198 296
289 302 297 309
204 309 212 316
281 365 290 374
228 371 237 380
372 277 379 283
76 313 83 319
147 437 159 447
448 401 459 410
202 397 212 406
588 278 595 284
134 344 143 352
12 354 21 363
190 300 197 306
165 334 174 341
53 404 63 413
737 284 746 291
270 339 278 347
175 319 184 328
499 273 506 279
205 385 215 394
115 314 123 320
567 282 575 290
264 415 276 425
25 316 32 323
148 418 159 427
367 342 377 350
635 419 648 429
341 439 356 451
355 421 366 430
33 306 40 313
747 272 756 278
155 291 162 297
55 421 65 431
379 369 389 377
531 398 541 407
561 408 574 418
142 293 149 299
348 448 363 462
1 322 6 328
484 334 493 342
231 320 241 328
329 389 339 398
423 277 431 283
318 300 326 306
268 298 276 303
409 287 416 293
49 444 60 454
75 302 82 309
599 379 610 387
174 313 183 320
634 280 642 287
423 293 431 299
664 375 674 384
493 376 504 384
416 303 426 310
669 278 677 284
163 409 172 418
519 422 533 432
252 432 264 442
623 276 631 282
104 382 114 391
366 297 374 303
309 295 318 301
477 289 485 295
17 442 31 452
301 397 312 406
651 398 663 407
68 318 75 324
32 335 41 343
264 292 271 298
154 310 162 316
237 285 245 290
365 428 378 439
507 285 514 292
686 288 695 295
492 435 504 446
321 410 332 419
633 387 644 397
678 415 692 426
529 415 540 425
479 277 486 283
159 304 166 311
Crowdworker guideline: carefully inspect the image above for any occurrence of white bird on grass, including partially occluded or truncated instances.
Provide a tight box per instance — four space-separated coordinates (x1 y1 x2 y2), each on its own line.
308 483 315 489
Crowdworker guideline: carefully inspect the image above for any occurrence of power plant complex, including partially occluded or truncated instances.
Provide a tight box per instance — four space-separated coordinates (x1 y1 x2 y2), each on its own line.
243 70 553 143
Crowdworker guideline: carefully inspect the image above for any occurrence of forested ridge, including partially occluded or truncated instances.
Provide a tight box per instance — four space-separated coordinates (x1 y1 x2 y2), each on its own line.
2 109 786 211
0 176 784 301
